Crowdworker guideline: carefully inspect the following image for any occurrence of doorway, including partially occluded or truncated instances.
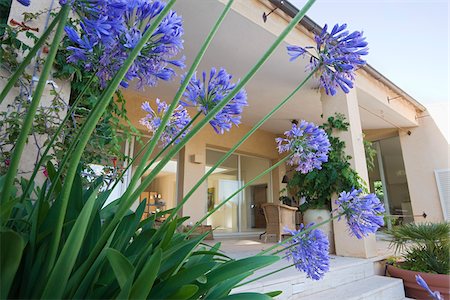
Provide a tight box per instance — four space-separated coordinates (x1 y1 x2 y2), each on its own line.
249 184 267 229
205 149 272 233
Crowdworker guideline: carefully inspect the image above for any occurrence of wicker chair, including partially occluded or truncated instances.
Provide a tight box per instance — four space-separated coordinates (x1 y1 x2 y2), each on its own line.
261 203 298 242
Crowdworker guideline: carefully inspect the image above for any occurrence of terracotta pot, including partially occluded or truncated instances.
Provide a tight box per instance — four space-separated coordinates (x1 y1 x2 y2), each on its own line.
387 264 450 300
303 209 335 253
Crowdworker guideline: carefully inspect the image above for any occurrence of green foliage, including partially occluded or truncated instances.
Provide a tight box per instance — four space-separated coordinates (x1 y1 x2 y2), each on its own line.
388 222 450 274
363 138 376 171
0 168 280 299
52 17 141 166
287 113 365 211
0 13 138 176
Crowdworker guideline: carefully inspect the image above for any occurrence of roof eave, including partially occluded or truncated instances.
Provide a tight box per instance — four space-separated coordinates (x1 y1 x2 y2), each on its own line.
268 0 427 112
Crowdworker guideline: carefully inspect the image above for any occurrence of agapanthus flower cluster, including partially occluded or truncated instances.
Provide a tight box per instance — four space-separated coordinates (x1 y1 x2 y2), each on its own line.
284 224 330 280
139 99 191 147
276 121 330 173
416 275 443 300
181 68 248 134
64 0 184 88
336 188 385 239
287 23 368 96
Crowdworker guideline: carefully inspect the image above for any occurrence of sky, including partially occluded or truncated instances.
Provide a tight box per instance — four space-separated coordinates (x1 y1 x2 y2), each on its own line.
291 0 449 142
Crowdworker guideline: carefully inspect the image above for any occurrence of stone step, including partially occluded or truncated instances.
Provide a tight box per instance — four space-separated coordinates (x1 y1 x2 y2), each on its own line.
233 256 376 299
294 275 405 300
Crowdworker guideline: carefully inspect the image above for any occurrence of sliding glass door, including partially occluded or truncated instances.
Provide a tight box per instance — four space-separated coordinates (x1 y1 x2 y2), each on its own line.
206 149 272 233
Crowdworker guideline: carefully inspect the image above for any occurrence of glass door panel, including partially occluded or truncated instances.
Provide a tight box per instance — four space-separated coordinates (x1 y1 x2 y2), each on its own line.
206 149 239 233
240 155 271 231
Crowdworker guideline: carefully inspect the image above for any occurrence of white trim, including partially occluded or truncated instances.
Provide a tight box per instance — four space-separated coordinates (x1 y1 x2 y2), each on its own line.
434 169 450 221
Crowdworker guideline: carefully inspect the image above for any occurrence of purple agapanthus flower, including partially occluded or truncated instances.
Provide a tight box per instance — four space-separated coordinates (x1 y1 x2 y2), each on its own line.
336 188 385 239
16 0 30 6
276 121 330 174
416 275 443 300
139 99 191 147
287 23 368 96
181 68 248 134
284 224 330 280
64 0 184 89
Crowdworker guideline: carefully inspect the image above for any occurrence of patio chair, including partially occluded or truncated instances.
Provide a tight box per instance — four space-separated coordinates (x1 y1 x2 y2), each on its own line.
261 203 298 243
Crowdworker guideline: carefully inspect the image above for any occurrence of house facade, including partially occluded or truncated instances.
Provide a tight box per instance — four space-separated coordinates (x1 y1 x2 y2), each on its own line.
4 0 449 259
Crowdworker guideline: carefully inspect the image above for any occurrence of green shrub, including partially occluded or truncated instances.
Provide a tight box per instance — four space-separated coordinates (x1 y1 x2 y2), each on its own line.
388 222 450 274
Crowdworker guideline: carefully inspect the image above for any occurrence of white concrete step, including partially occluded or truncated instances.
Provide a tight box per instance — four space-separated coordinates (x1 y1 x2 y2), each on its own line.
233 256 376 299
293 275 405 300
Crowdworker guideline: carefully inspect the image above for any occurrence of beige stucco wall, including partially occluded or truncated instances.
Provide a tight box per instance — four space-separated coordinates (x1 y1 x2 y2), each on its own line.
399 112 450 222
1 0 70 183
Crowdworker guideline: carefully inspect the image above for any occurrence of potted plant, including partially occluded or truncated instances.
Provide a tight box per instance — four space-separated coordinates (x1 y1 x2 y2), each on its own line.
387 222 450 299
286 114 369 251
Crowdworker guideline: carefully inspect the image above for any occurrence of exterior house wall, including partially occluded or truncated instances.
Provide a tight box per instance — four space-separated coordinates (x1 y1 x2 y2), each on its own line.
399 112 450 222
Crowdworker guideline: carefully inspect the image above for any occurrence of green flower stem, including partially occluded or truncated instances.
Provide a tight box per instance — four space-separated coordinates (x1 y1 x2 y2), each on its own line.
235 263 296 288
134 111 201 178
120 0 235 204
170 70 316 222
67 3 233 288
1 6 70 210
71 0 316 288
102 0 235 239
21 74 97 203
107 111 202 197
132 0 317 222
45 1 176 275
187 155 291 235
0 11 62 104
258 213 342 256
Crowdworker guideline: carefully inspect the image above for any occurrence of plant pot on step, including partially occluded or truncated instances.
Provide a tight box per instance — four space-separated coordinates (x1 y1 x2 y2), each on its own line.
387 264 450 300
303 208 335 254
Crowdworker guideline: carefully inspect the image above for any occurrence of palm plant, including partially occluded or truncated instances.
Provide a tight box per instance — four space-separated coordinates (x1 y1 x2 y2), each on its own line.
388 222 450 274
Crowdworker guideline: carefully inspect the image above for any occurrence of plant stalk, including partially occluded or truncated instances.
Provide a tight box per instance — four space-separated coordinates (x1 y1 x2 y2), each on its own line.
170 70 316 221
45 0 176 274
21 74 97 203
188 155 291 234
120 0 235 204
128 0 317 218
258 213 342 256
1 6 70 212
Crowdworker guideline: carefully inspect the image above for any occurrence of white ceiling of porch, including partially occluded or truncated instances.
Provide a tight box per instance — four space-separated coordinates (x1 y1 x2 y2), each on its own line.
124 0 416 134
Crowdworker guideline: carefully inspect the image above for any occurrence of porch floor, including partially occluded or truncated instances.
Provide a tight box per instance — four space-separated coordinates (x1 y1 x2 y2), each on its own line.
204 235 405 299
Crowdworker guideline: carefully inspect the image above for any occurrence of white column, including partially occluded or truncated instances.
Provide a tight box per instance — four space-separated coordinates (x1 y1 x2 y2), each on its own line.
321 89 377 258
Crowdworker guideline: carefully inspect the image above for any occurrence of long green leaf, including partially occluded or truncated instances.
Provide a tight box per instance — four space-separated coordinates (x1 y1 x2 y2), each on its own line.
203 256 279 289
105 248 135 289
0 230 25 299
41 185 100 299
167 284 199 300
205 271 253 300
129 248 162 299
221 292 273 300
151 262 217 299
